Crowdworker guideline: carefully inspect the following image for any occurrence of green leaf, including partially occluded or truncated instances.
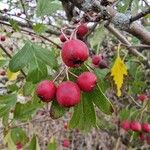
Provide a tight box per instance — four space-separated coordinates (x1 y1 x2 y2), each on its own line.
0 93 17 118
47 138 57 150
50 100 68 119
69 92 96 131
23 82 35 96
9 41 57 74
14 96 42 121
94 68 109 80
33 23 48 34
92 85 114 115
9 42 33 72
27 59 48 83
11 128 29 146
36 0 62 17
4 131 17 150
29 135 40 150
9 19 20 32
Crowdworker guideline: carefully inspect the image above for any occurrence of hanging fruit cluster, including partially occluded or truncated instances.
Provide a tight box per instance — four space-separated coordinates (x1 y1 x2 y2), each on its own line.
36 23 100 108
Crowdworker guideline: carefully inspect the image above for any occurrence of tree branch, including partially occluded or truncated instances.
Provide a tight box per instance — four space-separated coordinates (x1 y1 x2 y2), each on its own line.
105 24 150 68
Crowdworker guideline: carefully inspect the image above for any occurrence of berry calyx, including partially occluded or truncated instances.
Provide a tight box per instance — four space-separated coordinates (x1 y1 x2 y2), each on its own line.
77 24 89 37
92 55 102 66
142 123 150 132
130 121 142 132
138 94 147 102
61 39 89 67
63 139 70 148
36 80 56 102
77 72 97 92
56 81 81 107
120 120 130 131
0 36 6 41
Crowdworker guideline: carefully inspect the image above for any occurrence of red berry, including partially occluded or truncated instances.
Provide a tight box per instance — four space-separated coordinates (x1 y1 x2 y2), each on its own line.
61 39 89 67
77 24 89 37
139 133 145 141
56 81 81 107
16 142 23 150
130 121 142 132
31 37 35 40
59 34 69 42
77 72 97 92
63 139 70 148
99 58 108 69
120 120 130 131
9 47 13 51
1 36 6 41
64 123 68 129
92 55 102 66
0 70 6 76
17 13 21 16
142 123 150 132
3 8 8 12
36 80 56 102
138 94 147 102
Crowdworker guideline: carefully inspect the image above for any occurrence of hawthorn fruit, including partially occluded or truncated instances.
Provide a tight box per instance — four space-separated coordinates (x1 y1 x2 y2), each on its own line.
77 72 97 92
130 121 142 132
77 24 89 37
56 81 81 107
36 80 56 102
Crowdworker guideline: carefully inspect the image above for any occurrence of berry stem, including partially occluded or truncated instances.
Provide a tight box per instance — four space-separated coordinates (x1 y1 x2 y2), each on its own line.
53 67 65 82
65 66 69 80
70 28 78 40
61 28 69 41
68 70 78 78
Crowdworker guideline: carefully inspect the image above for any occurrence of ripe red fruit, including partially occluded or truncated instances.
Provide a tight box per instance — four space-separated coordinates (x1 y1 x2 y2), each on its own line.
63 139 70 148
9 47 13 51
3 8 8 12
120 120 130 131
130 121 142 132
61 39 89 67
59 34 69 42
0 36 6 41
99 58 108 69
0 70 6 76
77 72 97 92
16 142 23 150
139 133 145 141
36 80 56 102
92 55 102 66
56 81 81 107
77 24 89 37
142 123 150 132
64 123 68 129
31 37 35 40
138 94 147 102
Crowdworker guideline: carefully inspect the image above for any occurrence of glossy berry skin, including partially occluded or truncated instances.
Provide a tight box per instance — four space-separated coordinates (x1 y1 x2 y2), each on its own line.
0 36 6 41
56 81 81 107
77 24 89 37
61 39 89 67
120 120 130 131
142 123 150 132
92 55 102 66
77 72 97 92
36 80 56 102
63 139 70 148
138 94 147 102
130 121 142 132
16 142 23 150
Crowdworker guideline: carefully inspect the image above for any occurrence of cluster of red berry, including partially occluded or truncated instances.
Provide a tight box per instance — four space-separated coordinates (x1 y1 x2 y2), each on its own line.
36 71 97 107
36 23 97 107
121 120 150 144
